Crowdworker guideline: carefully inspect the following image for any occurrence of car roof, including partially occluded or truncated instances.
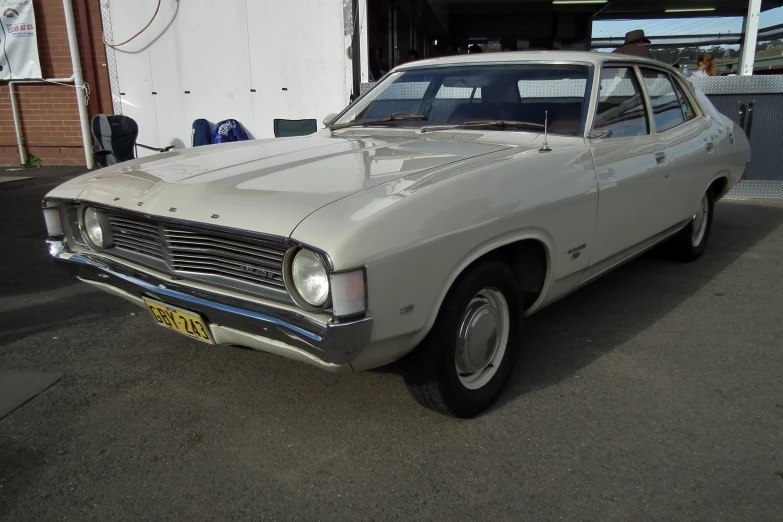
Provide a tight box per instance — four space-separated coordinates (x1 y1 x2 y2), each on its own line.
395 50 663 71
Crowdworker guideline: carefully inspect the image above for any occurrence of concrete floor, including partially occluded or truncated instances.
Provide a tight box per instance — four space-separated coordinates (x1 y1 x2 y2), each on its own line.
1 169 782 520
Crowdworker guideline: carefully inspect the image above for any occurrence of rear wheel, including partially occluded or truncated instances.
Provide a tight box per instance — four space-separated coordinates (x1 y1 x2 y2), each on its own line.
403 260 521 418
667 190 714 262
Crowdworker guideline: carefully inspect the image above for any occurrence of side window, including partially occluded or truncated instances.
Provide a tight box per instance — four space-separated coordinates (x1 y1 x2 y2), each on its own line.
671 78 696 122
640 69 686 132
593 67 649 138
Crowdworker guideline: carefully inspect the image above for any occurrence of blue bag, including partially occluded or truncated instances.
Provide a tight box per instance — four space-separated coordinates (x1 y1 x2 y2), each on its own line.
211 119 249 144
192 119 211 147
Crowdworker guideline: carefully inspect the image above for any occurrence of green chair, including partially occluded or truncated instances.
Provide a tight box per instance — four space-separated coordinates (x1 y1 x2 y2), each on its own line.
273 119 317 138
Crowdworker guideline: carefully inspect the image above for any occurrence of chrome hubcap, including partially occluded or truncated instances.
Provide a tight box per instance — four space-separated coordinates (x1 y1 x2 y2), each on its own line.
691 194 709 247
455 288 510 390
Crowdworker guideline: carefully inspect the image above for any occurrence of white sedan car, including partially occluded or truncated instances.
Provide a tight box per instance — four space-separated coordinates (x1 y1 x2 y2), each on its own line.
43 52 750 417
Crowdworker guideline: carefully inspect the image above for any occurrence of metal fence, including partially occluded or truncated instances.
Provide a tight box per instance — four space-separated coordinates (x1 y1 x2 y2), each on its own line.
691 76 783 183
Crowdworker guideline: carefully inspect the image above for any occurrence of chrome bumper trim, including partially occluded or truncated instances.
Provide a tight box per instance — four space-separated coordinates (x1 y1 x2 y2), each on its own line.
48 241 372 369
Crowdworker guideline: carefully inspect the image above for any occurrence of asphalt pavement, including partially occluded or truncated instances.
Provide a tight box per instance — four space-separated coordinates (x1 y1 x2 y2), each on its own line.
1 168 782 521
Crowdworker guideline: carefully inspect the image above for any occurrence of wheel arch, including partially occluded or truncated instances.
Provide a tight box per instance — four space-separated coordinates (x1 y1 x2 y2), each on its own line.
409 231 555 348
707 174 730 201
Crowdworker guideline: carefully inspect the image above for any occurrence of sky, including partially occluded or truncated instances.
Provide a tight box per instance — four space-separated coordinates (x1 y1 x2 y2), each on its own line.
592 6 783 38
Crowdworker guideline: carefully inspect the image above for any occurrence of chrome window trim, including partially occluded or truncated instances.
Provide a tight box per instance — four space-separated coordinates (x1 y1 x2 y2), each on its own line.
669 72 706 119
634 64 658 135
589 63 653 138
637 66 694 135
606 59 707 120
397 59 595 71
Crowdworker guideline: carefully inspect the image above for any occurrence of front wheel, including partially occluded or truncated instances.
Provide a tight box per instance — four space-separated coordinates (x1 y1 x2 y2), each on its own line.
667 189 714 262
402 260 521 418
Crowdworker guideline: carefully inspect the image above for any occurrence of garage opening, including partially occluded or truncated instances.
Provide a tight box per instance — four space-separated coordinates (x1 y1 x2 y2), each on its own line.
364 0 596 82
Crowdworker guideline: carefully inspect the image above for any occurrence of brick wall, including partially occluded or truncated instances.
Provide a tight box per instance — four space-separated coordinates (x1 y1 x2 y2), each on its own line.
0 0 112 166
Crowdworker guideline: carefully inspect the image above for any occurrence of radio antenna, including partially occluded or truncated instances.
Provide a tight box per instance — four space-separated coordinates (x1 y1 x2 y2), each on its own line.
539 110 552 153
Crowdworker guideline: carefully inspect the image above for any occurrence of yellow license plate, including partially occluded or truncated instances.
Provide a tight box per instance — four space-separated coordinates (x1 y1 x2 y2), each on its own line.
143 299 214 344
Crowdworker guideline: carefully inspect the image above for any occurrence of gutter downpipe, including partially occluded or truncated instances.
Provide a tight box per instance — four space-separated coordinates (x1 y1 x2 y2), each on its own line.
62 0 94 168
9 77 75 164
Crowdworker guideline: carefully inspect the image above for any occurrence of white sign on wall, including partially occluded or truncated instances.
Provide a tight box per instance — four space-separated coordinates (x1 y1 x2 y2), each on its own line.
0 0 42 80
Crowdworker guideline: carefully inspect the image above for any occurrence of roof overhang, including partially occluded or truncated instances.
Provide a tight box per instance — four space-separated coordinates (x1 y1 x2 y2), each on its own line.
591 0 783 20
442 0 783 19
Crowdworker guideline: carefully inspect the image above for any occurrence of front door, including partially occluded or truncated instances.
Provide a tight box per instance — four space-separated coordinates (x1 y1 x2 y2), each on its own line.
586 65 670 269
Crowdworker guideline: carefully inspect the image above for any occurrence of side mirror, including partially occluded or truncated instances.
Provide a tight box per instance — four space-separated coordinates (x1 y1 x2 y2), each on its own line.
323 113 338 127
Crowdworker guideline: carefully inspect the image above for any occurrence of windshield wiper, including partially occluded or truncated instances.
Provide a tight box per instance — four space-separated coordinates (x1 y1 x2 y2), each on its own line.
330 112 427 130
421 120 545 132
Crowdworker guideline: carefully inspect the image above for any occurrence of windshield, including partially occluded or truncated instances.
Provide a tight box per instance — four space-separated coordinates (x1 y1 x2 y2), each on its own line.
333 63 591 135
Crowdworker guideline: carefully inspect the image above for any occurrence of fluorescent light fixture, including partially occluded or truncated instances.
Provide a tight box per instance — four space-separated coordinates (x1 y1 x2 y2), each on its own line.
552 1 607 4
664 7 716 12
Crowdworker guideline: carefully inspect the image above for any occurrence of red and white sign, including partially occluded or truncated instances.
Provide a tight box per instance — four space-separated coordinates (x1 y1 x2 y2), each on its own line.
1 0 42 79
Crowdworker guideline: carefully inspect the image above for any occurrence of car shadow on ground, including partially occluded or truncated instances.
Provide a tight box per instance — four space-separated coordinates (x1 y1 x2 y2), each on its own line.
495 200 783 409
1 172 87 300
0 173 137 346
0 292 136 346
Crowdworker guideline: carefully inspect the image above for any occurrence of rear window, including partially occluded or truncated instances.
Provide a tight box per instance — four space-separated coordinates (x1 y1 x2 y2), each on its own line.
517 79 587 99
640 69 685 132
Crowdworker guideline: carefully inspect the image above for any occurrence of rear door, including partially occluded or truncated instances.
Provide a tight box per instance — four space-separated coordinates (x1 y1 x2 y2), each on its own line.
639 67 715 225
586 65 670 268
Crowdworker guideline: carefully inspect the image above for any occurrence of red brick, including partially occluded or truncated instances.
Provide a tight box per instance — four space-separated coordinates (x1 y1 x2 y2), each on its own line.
0 0 111 166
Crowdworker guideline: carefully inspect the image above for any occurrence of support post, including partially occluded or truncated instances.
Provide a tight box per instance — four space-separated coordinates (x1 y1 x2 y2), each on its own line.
62 0 95 168
738 0 762 76
358 0 368 83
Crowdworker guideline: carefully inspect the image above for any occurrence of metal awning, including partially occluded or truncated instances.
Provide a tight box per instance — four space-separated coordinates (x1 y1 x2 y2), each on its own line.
442 0 783 18
590 0 783 19
591 23 783 48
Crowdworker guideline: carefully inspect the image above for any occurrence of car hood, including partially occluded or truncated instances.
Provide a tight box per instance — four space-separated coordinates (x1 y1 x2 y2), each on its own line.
48 133 516 238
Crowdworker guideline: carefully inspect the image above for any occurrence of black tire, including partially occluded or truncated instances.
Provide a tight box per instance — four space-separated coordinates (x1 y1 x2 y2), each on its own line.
402 260 521 418
667 189 715 262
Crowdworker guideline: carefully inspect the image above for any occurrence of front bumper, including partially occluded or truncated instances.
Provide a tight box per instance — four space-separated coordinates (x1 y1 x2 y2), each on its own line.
47 241 372 372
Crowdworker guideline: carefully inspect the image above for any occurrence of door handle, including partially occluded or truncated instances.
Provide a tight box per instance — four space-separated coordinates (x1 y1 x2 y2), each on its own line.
705 141 715 151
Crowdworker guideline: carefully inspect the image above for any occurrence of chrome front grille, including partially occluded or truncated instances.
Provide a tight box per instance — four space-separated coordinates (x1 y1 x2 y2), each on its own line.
109 215 166 258
106 213 288 291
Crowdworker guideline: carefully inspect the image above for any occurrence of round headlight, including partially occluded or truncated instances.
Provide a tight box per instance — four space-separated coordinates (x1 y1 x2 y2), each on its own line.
291 249 329 307
83 208 104 249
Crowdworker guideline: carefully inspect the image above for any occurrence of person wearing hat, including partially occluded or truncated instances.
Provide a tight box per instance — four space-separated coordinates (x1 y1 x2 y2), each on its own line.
612 29 654 59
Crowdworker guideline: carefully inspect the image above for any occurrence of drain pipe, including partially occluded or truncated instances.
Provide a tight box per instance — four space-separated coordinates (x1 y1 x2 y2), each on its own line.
9 77 75 164
62 0 94 168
